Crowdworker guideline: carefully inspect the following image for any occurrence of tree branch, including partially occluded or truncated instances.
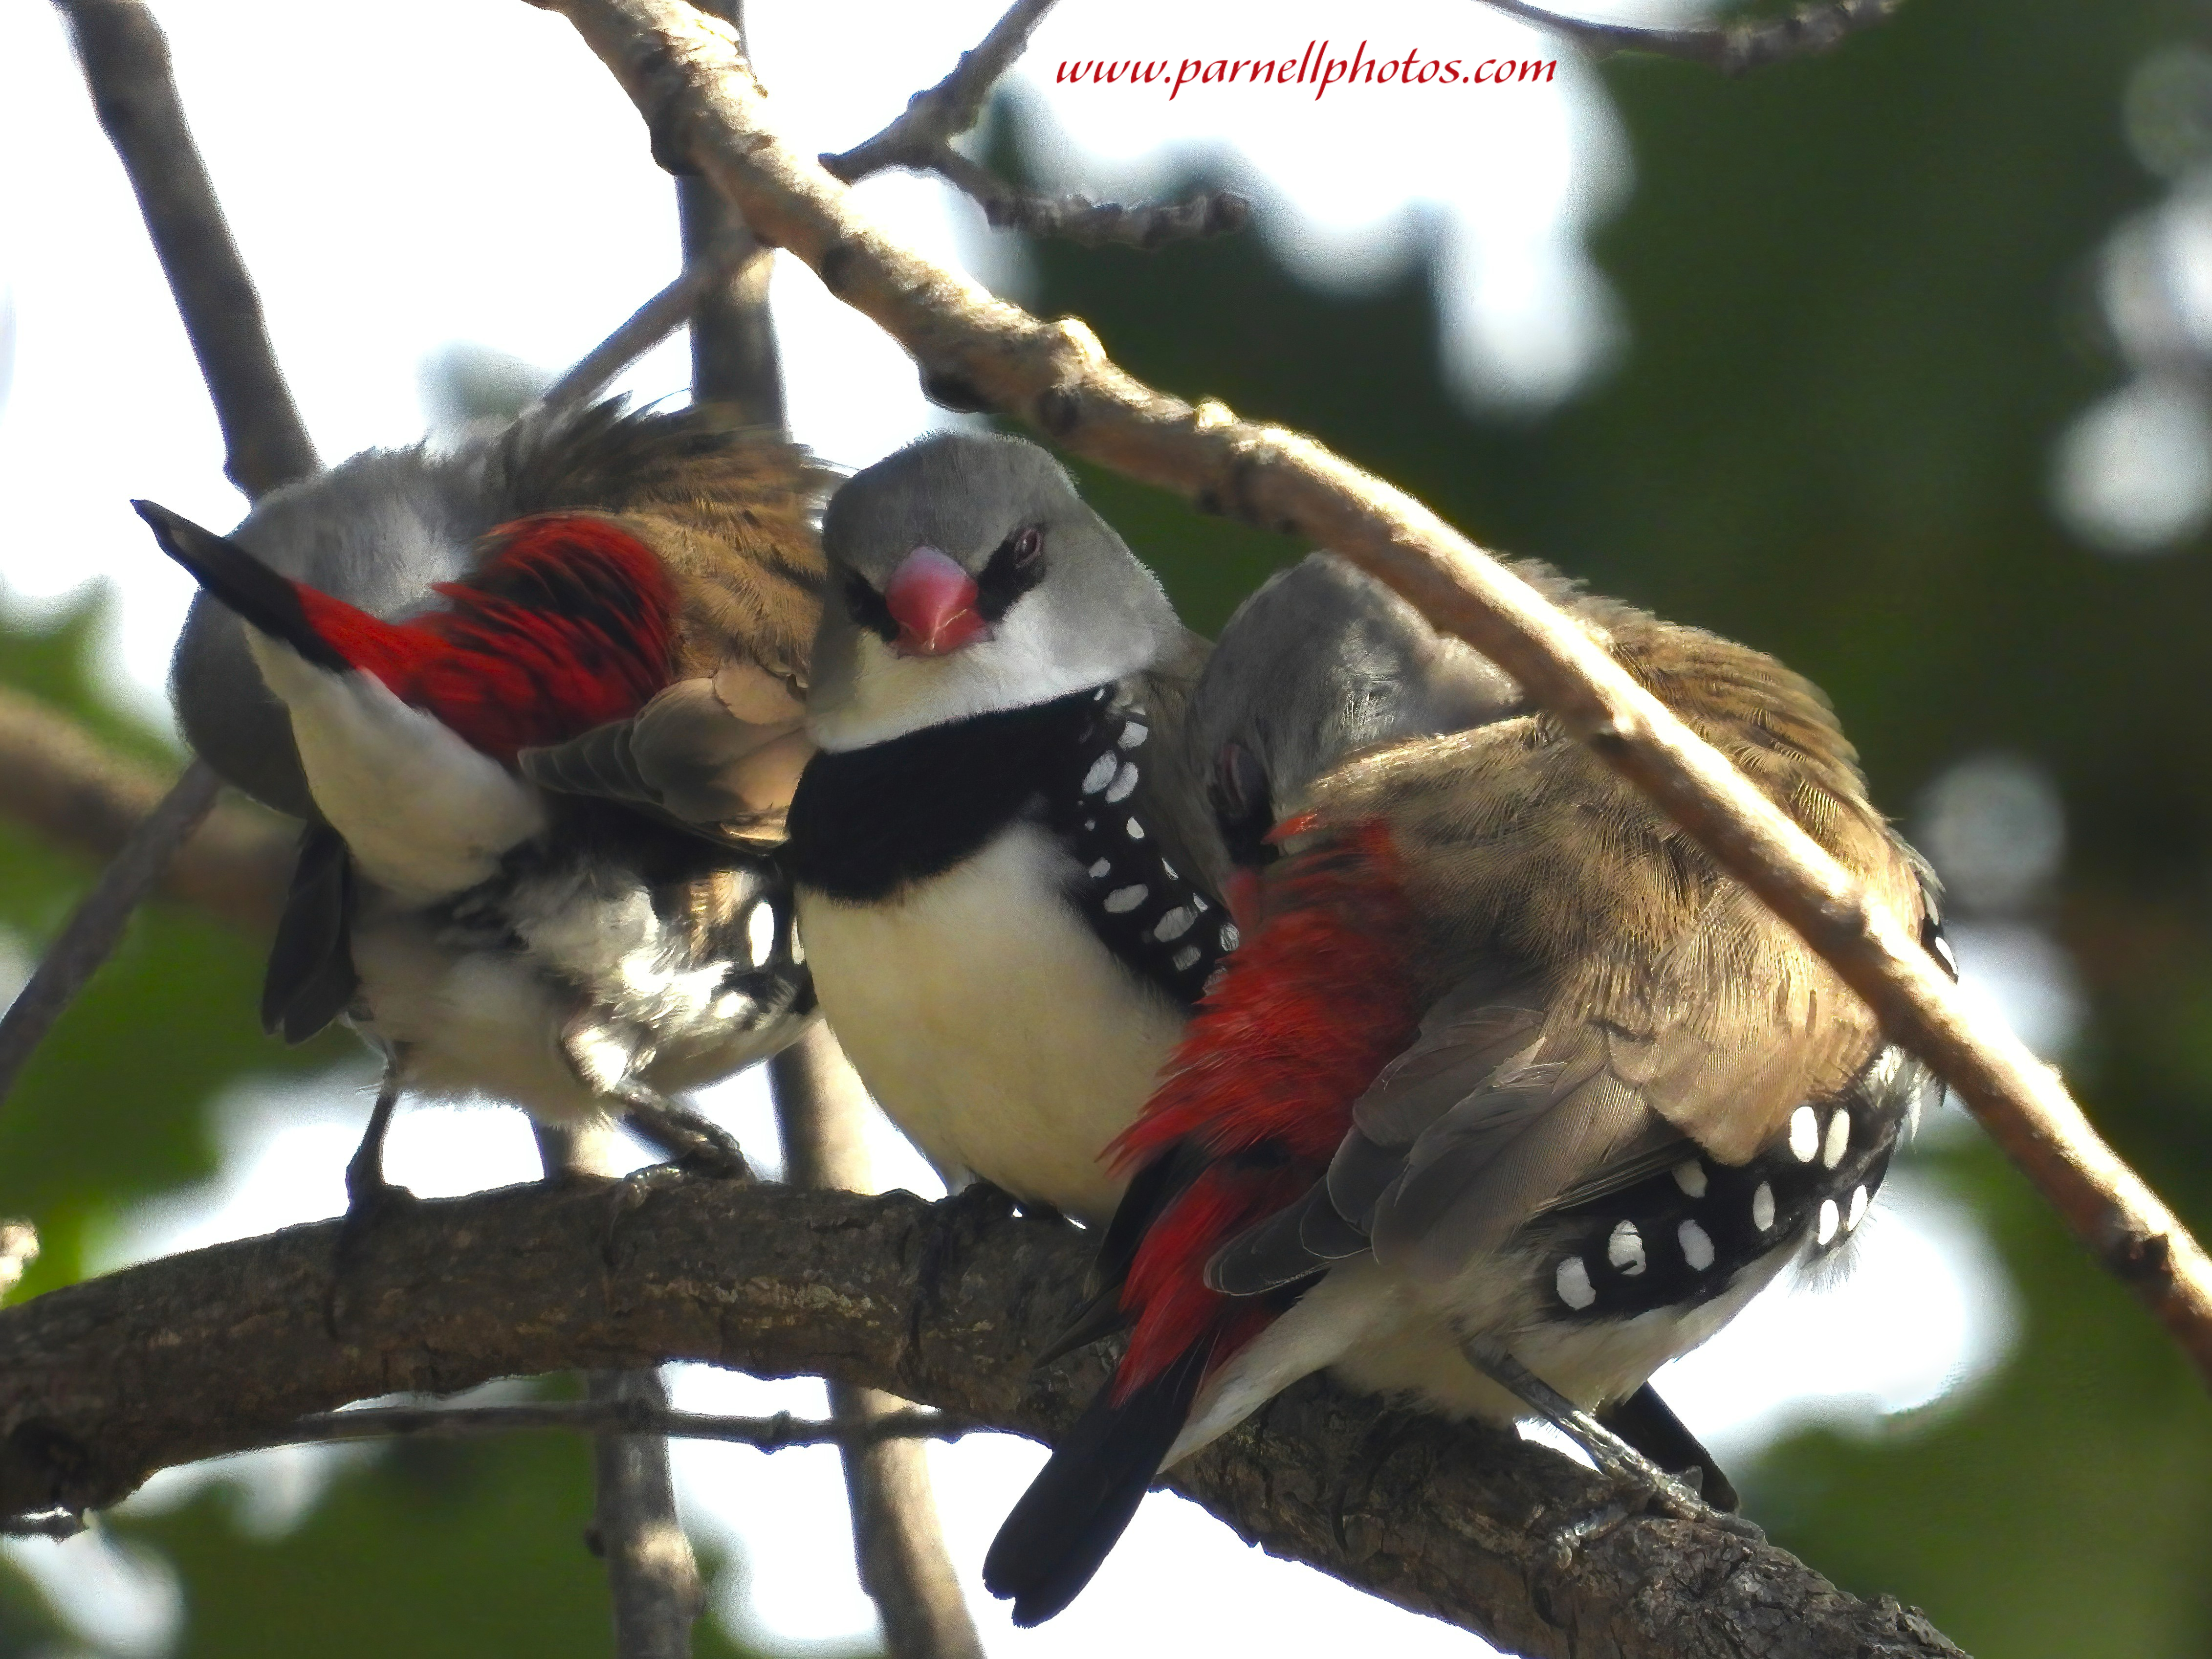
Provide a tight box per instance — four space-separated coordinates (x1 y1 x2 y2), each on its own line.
544 0 2212 1393
0 1174 1965 1659
0 762 222 1106
1476 0 1905 74
533 234 766 419
818 0 1249 251
534 1121 706 1658
53 0 319 498
285 1400 974 1450
0 690 291 937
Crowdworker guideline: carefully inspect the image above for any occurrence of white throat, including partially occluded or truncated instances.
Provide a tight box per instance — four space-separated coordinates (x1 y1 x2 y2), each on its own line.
808 624 1147 753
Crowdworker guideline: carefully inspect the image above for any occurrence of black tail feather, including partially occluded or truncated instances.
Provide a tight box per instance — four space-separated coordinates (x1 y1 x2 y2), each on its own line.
261 823 359 1043
133 500 348 672
1597 1383 1740 1512
983 1340 1212 1626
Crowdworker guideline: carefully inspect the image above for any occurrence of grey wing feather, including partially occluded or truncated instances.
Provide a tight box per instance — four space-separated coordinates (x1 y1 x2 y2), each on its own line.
1262 983 1678 1284
1205 1185 1367 1296
519 675 809 838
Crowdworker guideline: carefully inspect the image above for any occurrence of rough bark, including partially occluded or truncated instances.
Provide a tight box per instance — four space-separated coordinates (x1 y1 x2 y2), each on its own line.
0 1174 1965 1659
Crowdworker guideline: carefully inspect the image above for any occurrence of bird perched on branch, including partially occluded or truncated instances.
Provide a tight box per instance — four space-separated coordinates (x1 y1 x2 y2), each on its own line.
783 432 1228 1224
984 553 1952 1625
140 400 827 1217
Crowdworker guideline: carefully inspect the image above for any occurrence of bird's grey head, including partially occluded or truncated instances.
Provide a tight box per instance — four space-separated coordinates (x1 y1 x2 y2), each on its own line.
806 432 1180 751
1191 553 1522 868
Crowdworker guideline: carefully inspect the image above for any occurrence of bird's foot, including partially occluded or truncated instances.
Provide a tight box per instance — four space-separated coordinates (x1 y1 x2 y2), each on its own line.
324 1168 419 1339
621 1095 752 1181
947 1176 1022 1225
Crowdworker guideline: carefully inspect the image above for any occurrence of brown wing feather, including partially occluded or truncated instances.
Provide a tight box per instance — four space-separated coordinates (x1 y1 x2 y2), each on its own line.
1302 614 1926 1281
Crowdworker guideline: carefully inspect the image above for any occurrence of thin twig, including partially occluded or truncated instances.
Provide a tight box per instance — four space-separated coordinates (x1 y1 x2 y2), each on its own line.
676 0 782 429
697 7 981 1635
536 1123 706 1659
932 149 1253 251
551 0 2212 1391
54 0 319 497
828 0 1056 179
819 0 1249 251
11 0 321 1117
533 236 764 419
284 1399 974 1450
1 1510 87 1541
773 1026 986 1659
0 764 221 1108
1476 0 1905 74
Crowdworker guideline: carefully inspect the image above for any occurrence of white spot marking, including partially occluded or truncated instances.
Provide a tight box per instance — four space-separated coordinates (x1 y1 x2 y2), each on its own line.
1088 859 1112 879
1119 722 1149 749
1104 761 1140 803
788 930 804 966
1752 1181 1774 1232
1678 1219 1715 1271
1083 818 1096 832
1153 907 1197 942
1082 753 1117 795
1931 931 1957 976
1220 921 1241 951
1788 1105 1819 1162
1816 1198 1840 1245
1104 885 1148 914
1672 1159 1708 1198
1555 1256 1595 1309
1845 1184 1869 1232
1171 945 1202 972
1125 817 1146 840
745 902 776 970
1822 1109 1850 1169
1607 1219 1646 1275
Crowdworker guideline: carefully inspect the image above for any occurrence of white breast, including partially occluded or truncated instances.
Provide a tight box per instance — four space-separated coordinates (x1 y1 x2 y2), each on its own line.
797 823 1186 1224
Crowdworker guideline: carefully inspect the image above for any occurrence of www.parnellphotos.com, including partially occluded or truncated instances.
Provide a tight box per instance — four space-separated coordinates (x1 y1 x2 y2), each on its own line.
1052 42 1559 100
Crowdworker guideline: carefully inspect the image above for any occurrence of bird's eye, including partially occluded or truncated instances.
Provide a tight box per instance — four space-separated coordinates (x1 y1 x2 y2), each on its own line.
1210 740 1278 870
843 571 898 643
976 526 1047 620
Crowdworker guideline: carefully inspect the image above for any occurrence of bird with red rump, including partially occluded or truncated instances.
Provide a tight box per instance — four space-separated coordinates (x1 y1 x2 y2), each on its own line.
137 400 827 1225
985 553 1955 1625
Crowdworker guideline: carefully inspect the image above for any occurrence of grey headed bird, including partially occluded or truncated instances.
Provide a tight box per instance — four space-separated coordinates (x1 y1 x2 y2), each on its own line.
783 432 1230 1224
984 553 1953 1625
143 400 827 1219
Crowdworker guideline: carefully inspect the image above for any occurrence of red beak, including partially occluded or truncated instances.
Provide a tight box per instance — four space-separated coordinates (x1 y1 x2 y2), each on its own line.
883 546 987 657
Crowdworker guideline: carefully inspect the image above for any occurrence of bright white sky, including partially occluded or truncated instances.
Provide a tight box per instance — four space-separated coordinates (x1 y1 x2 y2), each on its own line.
0 2 2031 1655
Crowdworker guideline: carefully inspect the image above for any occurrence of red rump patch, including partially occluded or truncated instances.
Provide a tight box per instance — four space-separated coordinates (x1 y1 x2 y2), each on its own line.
292 514 675 758
1107 821 1424 1400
